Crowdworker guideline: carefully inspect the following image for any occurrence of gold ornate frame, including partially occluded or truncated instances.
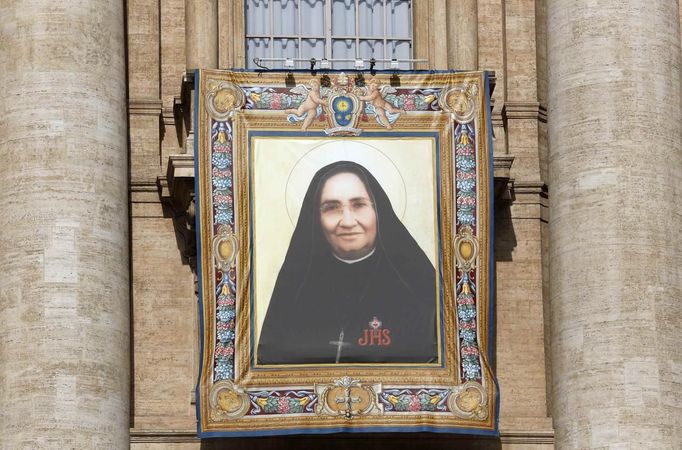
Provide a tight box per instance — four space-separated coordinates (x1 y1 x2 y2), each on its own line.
196 69 496 436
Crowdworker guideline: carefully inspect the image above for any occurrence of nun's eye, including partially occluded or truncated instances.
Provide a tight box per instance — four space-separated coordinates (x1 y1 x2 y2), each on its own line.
320 200 374 219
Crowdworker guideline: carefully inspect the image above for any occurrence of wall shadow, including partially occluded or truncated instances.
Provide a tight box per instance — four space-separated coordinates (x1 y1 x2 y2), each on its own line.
200 432 502 450
493 197 517 262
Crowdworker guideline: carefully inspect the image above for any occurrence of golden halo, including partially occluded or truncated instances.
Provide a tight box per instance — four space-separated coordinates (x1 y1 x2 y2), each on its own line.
285 140 408 226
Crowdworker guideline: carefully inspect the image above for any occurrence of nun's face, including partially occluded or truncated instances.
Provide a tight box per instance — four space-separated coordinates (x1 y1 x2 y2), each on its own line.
319 172 377 259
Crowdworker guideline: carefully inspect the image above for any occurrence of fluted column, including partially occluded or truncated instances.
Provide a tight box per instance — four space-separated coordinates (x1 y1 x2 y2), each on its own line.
548 0 681 448
185 0 218 70
0 1 129 448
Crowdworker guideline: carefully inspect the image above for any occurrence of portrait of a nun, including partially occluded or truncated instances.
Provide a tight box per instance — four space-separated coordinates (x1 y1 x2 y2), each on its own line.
257 161 438 365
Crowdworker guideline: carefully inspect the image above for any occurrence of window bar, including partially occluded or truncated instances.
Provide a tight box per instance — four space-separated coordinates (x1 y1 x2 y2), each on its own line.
324 0 332 64
269 0 275 61
297 0 302 68
406 0 413 69
355 0 360 59
383 0 388 69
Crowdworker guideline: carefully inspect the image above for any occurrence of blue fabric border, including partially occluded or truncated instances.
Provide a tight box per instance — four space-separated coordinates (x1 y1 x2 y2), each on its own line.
199 424 499 439
484 71 501 433
193 69 206 434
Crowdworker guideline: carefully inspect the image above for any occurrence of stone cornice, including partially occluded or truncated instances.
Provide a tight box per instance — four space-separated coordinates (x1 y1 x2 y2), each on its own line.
487 71 497 98
493 155 514 179
130 430 198 443
162 103 177 126
493 155 515 200
513 181 547 196
129 181 158 193
158 154 195 203
502 101 548 122
500 430 554 444
157 154 197 267
128 98 163 116
491 110 504 128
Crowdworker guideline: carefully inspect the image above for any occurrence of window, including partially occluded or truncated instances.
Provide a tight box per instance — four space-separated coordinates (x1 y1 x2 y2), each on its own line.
245 0 412 70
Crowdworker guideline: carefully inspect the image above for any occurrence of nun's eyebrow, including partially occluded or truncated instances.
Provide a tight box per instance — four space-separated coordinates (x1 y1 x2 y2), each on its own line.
320 196 370 205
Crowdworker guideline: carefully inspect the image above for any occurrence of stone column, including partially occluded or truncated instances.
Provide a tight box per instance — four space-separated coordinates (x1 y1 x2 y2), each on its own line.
447 0 478 70
0 1 129 449
185 0 218 70
547 0 681 448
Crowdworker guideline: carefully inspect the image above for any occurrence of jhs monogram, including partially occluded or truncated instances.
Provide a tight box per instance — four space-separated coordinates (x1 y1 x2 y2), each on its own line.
357 316 391 346
357 328 392 346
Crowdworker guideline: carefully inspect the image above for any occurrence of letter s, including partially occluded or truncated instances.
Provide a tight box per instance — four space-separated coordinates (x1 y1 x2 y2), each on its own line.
382 329 392 346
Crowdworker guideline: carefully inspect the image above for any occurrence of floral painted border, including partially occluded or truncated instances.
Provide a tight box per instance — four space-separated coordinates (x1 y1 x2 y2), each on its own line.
379 388 450 413
206 81 484 408
248 390 318 415
211 120 237 381
454 123 482 381
243 86 442 112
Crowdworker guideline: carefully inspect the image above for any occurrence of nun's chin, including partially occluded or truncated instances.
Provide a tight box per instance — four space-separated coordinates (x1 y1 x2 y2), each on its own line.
331 246 376 262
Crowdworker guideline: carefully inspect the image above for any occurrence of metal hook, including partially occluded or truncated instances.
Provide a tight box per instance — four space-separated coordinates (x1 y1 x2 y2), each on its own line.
253 57 270 71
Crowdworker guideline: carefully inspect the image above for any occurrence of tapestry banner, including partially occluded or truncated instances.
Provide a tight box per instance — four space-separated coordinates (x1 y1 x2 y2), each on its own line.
195 69 497 437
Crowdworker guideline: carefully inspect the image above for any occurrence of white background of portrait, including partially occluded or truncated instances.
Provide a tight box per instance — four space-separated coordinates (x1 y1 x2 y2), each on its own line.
251 137 438 344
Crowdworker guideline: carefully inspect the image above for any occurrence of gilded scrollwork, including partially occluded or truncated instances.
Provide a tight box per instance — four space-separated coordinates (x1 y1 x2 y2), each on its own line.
439 82 479 123
448 381 489 420
212 225 238 271
209 380 250 420
454 225 479 272
315 376 383 419
206 81 246 120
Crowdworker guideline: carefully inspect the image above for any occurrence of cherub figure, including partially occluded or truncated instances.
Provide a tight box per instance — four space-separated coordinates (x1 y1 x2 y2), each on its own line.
285 78 328 131
358 78 403 129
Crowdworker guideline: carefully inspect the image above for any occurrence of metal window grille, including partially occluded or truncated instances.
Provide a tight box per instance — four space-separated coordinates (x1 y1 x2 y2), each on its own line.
245 0 413 70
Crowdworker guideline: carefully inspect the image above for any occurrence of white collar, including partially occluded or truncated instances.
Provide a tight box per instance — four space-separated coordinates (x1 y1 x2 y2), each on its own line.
333 248 376 264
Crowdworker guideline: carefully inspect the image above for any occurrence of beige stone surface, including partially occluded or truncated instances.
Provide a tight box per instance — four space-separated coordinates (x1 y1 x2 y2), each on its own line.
132 444 199 450
414 0 462 70
161 0 186 110
478 0 508 156
548 0 682 448
130 114 163 185
0 1 129 448
504 0 538 102
130 196 197 431
412 0 432 70
447 0 478 70
495 190 552 429
507 118 544 182
218 0 245 68
479 0 553 441
429 0 449 69
128 0 161 99
122 0 557 448
185 0 218 70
